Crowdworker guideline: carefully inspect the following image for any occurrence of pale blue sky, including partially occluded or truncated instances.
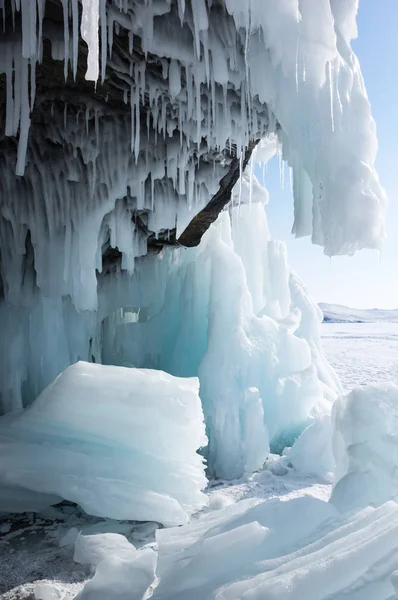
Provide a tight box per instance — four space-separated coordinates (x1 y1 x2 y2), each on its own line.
260 0 398 309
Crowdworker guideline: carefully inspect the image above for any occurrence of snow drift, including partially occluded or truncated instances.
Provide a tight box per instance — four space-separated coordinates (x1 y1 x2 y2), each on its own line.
0 361 208 525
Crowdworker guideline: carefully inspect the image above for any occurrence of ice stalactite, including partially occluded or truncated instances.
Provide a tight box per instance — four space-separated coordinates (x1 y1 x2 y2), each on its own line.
0 1 386 478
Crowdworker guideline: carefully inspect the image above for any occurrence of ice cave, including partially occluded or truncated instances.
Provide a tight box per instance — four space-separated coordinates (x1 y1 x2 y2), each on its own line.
0 1 397 599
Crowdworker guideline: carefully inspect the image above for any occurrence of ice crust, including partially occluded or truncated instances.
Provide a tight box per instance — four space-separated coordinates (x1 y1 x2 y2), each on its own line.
0 361 208 524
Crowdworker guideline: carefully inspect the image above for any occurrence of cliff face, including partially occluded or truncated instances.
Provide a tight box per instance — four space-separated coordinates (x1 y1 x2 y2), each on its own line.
0 0 386 415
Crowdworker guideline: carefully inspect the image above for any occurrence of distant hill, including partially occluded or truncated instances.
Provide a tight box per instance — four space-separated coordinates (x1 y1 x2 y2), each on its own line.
319 303 398 323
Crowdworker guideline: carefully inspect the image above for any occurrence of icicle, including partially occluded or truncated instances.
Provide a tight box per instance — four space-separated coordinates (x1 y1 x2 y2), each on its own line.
95 109 99 147
195 69 201 152
191 0 208 59
60 0 69 81
21 0 37 60
107 12 114 57
130 83 135 152
85 105 90 135
169 60 181 98
81 0 100 82
177 0 185 25
30 59 36 110
15 57 30 176
100 0 107 83
71 0 79 79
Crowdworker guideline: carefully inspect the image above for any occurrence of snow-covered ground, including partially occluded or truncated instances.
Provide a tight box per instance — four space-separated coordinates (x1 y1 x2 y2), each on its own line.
320 303 398 323
2 323 398 599
322 322 398 391
0 457 330 600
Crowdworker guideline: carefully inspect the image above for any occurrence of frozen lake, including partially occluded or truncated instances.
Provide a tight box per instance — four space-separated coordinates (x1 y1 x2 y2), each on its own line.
322 322 398 392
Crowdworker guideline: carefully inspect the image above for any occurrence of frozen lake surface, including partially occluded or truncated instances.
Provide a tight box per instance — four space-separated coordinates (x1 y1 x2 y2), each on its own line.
322 322 398 391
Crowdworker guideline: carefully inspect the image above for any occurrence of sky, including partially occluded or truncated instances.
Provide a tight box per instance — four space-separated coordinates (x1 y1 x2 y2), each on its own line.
259 0 398 309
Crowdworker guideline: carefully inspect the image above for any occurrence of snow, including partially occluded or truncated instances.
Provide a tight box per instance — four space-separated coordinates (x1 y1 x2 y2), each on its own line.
0 362 208 525
322 322 398 391
320 303 398 323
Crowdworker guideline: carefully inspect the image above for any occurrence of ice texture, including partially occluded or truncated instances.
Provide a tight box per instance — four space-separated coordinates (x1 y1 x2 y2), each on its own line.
0 362 208 524
331 384 398 512
153 494 398 600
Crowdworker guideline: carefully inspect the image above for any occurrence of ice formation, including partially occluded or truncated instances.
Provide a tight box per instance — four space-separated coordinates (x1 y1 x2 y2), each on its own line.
152 495 398 600
0 181 338 485
0 361 208 524
331 384 398 512
0 0 386 417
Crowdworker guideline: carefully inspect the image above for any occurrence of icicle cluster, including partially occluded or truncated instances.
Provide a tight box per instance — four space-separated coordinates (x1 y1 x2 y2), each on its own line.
0 0 385 421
